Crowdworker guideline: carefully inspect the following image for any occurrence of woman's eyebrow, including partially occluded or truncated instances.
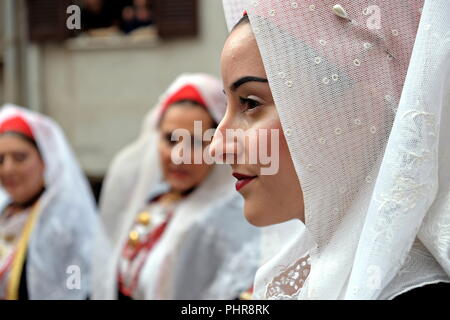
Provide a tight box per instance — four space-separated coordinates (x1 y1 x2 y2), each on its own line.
230 76 268 91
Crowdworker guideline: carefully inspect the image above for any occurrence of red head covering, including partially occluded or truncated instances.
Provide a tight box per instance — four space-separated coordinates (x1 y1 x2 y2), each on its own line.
0 115 35 140
160 84 208 118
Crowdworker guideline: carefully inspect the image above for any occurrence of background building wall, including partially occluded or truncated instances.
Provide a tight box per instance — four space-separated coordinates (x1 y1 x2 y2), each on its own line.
37 0 228 176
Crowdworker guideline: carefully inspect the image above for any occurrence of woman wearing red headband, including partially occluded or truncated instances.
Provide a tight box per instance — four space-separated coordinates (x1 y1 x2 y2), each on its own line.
94 73 259 300
0 105 101 299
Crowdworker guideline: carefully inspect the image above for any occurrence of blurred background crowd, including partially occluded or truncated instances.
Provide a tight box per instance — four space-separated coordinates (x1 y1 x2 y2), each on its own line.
0 0 226 199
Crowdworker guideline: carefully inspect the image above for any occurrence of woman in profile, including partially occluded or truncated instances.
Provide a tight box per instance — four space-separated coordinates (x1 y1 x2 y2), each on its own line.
0 104 100 299
95 73 259 300
211 0 450 299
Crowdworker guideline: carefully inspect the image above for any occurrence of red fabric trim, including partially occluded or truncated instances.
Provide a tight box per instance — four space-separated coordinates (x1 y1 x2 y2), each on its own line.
160 84 207 117
0 116 34 140
0 250 16 280
118 213 173 298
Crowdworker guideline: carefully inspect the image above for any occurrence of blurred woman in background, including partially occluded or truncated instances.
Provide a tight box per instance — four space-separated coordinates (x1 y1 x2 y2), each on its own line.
94 73 259 300
0 104 100 299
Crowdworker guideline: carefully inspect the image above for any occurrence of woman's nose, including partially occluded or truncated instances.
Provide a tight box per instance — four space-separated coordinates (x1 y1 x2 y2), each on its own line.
209 119 240 164
209 128 224 161
1 156 15 173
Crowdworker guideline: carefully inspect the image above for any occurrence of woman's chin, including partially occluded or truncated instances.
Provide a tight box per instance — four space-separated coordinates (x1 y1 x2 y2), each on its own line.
243 203 272 227
169 181 193 194
6 188 20 200
11 195 28 204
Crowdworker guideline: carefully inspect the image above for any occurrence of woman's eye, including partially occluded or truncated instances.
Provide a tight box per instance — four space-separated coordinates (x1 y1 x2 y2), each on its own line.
12 152 27 163
239 97 262 112
164 133 177 146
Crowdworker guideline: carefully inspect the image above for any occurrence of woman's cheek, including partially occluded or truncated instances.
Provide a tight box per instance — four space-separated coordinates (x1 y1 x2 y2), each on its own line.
254 116 283 173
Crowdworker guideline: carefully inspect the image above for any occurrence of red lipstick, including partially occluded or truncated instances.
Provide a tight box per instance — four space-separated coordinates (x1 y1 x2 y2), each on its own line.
232 173 256 192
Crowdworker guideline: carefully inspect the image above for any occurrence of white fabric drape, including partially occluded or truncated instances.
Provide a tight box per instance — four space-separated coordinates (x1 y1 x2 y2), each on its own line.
223 0 450 299
94 73 259 299
0 104 100 299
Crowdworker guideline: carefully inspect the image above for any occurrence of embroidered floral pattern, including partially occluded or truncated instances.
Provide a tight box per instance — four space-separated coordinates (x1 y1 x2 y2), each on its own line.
423 194 450 262
372 105 437 256
265 255 310 299
368 87 443 289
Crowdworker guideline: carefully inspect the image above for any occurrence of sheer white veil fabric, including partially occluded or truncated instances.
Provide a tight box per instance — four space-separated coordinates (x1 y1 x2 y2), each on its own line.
222 0 450 299
94 73 259 299
0 104 100 299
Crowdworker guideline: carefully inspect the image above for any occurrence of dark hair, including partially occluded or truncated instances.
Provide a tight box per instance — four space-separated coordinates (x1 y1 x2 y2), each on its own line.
171 99 207 109
231 14 250 32
158 99 218 129
0 131 40 151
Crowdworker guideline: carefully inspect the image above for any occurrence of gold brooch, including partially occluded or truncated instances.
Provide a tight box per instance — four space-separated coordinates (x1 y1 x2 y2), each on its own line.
137 211 151 226
239 290 253 300
128 230 140 247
